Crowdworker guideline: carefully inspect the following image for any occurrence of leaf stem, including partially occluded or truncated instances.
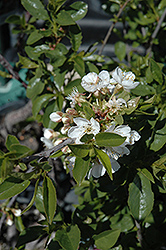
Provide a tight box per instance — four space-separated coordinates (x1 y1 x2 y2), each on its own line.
98 0 131 56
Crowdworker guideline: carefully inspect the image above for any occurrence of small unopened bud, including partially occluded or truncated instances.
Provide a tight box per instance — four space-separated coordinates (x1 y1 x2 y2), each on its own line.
62 114 72 124
12 209 21 217
61 125 70 135
66 108 78 116
43 128 54 139
6 216 13 226
50 111 63 123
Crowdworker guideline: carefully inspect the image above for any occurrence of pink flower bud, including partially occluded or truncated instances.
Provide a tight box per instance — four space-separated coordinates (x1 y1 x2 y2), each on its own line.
66 108 78 116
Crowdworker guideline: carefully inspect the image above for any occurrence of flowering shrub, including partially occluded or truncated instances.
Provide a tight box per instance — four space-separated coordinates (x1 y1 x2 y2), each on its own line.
0 0 166 250
45 67 141 181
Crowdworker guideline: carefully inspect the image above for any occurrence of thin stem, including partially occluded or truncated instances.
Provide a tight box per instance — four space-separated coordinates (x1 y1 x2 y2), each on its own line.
98 0 131 56
146 8 166 57
0 54 27 89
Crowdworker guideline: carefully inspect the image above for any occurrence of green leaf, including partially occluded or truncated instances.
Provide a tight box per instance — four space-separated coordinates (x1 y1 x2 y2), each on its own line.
21 179 40 214
32 93 54 117
0 177 30 199
35 186 45 214
69 24 82 51
80 134 94 143
115 41 126 61
73 157 90 184
26 76 45 99
1 158 13 180
10 144 32 155
95 148 113 180
55 225 80 250
149 58 163 85
68 144 92 158
74 56 85 77
93 229 121 250
83 105 95 120
48 0 67 13
27 30 44 45
56 10 75 25
43 176 57 224
6 134 19 151
128 172 154 221
95 132 126 147
21 0 49 20
150 123 166 151
138 168 155 183
67 1 88 21
16 226 46 248
5 15 21 24
25 44 50 60
64 79 84 95
43 100 59 129
18 54 38 69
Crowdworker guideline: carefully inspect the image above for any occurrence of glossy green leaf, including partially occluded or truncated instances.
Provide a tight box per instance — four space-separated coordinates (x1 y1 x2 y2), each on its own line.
74 56 85 77
35 186 45 214
128 172 154 221
115 41 126 61
95 148 113 180
21 0 49 20
110 214 134 232
26 76 45 99
25 44 50 60
95 132 126 147
69 24 82 51
150 123 166 151
0 177 30 199
27 30 44 45
56 10 75 25
32 93 54 117
18 54 38 68
16 226 46 248
80 134 94 143
138 168 155 183
64 79 84 95
67 1 88 21
6 134 19 151
21 179 40 214
93 229 121 250
68 144 92 158
150 58 163 85
55 225 80 250
43 176 57 224
73 157 90 185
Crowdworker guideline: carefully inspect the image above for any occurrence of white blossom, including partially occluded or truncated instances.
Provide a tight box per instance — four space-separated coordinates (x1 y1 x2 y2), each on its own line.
107 97 127 114
81 70 110 92
43 128 54 140
66 87 85 106
110 67 140 90
50 111 63 123
68 117 100 144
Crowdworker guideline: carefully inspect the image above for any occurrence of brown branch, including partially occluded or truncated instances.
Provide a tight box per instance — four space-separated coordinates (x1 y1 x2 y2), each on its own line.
98 0 131 56
147 8 166 57
0 54 27 89
22 138 75 164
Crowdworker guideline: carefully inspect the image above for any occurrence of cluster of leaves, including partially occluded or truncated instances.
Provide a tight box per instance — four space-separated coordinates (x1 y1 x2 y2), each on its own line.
0 0 166 250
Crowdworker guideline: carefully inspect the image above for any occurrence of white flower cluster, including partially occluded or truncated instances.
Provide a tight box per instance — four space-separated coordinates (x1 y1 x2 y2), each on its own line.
41 67 141 178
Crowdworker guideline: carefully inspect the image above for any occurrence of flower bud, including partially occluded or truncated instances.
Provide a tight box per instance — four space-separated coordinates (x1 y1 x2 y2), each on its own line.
61 125 70 134
50 111 63 122
43 128 54 139
62 114 72 124
66 108 78 116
